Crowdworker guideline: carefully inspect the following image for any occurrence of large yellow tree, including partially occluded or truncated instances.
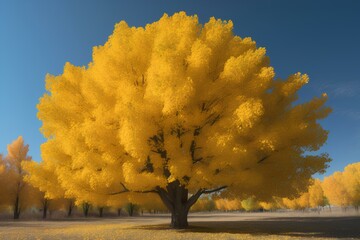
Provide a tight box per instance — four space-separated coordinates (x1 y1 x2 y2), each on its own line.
30 12 331 228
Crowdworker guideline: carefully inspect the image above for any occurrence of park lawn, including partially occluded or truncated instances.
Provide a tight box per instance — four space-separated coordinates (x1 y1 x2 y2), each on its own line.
0 211 359 240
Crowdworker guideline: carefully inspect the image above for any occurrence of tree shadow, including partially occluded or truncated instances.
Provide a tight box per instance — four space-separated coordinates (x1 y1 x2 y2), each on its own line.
138 216 360 238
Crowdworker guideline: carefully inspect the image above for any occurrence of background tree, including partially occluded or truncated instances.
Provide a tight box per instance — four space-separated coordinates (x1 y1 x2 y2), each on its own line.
213 197 242 211
33 12 331 228
323 172 351 209
342 162 360 211
125 202 138 216
81 202 91 217
0 154 6 206
259 197 282 211
241 197 260 212
3 137 37 219
190 196 215 212
308 179 326 211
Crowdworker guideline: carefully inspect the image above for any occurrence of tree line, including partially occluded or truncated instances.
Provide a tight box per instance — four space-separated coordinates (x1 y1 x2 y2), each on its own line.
0 136 358 219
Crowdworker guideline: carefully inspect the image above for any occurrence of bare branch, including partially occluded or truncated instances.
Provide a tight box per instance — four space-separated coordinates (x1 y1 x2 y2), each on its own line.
202 185 227 194
186 189 203 210
108 182 158 195
257 150 279 164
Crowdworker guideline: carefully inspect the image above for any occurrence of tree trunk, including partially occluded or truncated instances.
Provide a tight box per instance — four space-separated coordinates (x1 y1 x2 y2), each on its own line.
170 207 189 228
13 195 20 219
156 181 203 229
82 202 90 217
117 208 121 216
67 200 73 217
98 207 104 217
42 199 48 219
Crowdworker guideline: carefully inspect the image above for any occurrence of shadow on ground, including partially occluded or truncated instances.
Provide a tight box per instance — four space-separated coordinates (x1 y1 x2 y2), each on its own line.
138 216 360 238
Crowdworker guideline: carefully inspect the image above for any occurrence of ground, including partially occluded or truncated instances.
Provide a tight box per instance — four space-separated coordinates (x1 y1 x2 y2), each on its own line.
0 210 359 239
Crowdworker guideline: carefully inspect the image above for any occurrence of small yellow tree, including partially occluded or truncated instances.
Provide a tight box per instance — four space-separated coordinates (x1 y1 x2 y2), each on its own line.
3 137 37 219
32 12 331 228
0 154 6 206
241 196 260 211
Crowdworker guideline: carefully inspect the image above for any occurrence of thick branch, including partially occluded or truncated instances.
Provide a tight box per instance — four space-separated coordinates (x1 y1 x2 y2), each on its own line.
202 185 227 194
185 189 203 210
257 155 270 164
257 150 279 164
156 187 174 212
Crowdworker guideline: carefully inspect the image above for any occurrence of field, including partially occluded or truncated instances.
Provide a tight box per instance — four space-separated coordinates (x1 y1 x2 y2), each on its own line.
0 210 359 240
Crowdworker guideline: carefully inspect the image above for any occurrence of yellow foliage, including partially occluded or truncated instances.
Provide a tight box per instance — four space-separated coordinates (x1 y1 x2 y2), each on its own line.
241 197 260 211
342 162 360 207
1 137 39 216
323 162 360 208
323 172 350 207
32 12 331 218
191 197 215 212
214 198 242 211
308 179 325 208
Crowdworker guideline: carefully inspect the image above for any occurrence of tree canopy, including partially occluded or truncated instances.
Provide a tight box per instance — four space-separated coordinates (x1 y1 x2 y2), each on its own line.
27 12 331 228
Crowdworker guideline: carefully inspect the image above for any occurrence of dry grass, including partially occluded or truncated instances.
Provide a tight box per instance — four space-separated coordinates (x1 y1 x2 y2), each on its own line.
0 210 359 239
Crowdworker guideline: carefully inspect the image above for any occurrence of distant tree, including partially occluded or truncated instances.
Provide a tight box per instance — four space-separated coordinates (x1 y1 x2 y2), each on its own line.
125 202 138 216
342 162 360 211
97 206 105 217
65 198 75 217
323 162 360 211
241 197 260 212
190 196 215 212
81 202 91 217
323 172 351 208
259 197 282 211
3 137 36 219
283 192 310 211
34 12 331 228
0 154 6 206
308 179 326 211
213 197 242 211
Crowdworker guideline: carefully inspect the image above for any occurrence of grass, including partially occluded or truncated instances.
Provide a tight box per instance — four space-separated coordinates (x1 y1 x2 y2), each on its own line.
0 210 359 239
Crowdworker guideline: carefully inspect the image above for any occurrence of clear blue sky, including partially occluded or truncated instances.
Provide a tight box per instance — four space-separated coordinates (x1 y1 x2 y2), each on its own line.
0 0 359 178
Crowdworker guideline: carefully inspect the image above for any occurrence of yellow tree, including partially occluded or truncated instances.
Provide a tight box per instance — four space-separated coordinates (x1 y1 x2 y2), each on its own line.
22 160 77 217
190 196 215 212
342 162 360 211
213 197 242 211
282 191 310 211
323 171 351 208
4 136 37 219
0 154 6 206
308 179 326 210
259 197 283 211
32 12 331 228
241 196 260 211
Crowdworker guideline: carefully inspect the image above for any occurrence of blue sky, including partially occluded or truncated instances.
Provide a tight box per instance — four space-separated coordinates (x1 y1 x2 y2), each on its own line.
0 0 359 178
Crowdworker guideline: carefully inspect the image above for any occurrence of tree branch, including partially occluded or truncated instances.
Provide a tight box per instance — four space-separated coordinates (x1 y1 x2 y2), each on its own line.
202 185 227 194
156 187 174 212
108 182 158 195
186 189 203 210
